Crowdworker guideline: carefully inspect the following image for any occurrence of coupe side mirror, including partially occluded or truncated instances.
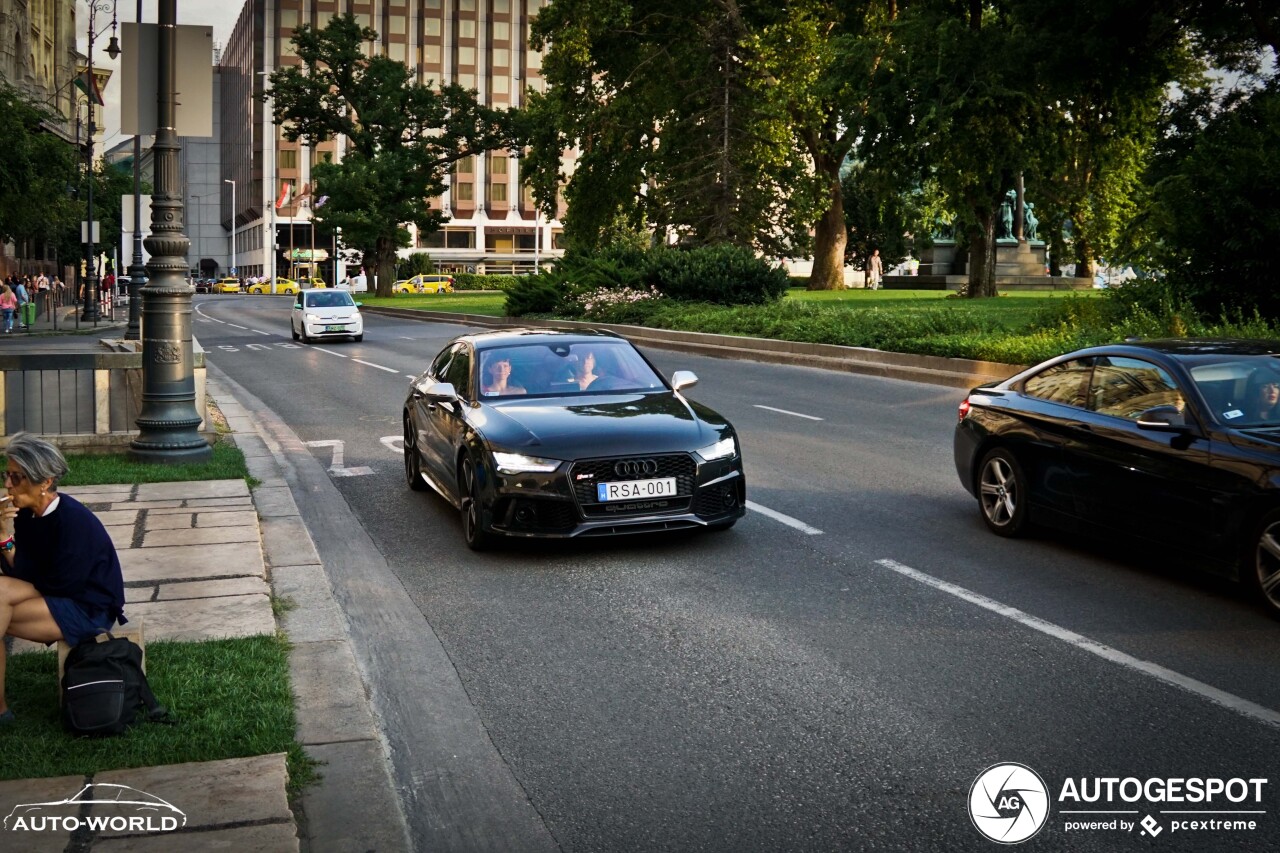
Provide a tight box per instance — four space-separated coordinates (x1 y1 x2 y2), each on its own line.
413 380 457 401
1136 404 1190 432
671 370 698 392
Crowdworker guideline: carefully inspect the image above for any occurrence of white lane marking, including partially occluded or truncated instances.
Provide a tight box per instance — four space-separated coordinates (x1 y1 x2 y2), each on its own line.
304 439 374 476
311 347 347 358
874 559 1280 730
405 374 417 379
354 358 399 374
226 323 248 330
746 501 823 535
192 303 225 323
252 329 272 336
380 435 405 453
754 404 823 421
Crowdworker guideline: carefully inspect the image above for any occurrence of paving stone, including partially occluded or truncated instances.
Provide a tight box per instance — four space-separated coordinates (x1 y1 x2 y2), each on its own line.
145 512 196 531
136 480 249 502
302 740 409 853
125 594 275 641
67 485 135 501
143 525 259 548
95 509 141 528
123 500 186 510
231 434 271 458
260 516 318 568
93 822 299 852
148 500 251 514
105 525 135 550
125 584 158 605
245 455 279 483
93 754 293 834
291 640 378 745
155 576 269 601
250 486 299 519
271 565 346 644
196 510 259 528
0 773 86 851
117 541 265 583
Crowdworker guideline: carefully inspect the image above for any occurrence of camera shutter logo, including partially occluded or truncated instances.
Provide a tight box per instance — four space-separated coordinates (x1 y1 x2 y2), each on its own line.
968 763 1050 844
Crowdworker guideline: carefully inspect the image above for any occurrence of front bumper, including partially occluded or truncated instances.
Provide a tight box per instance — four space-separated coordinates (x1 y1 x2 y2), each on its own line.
303 318 362 338
480 451 746 538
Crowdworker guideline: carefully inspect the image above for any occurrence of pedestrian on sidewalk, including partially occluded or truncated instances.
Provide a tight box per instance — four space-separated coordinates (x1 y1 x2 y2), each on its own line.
0 285 16 333
867 249 884 290
0 433 128 724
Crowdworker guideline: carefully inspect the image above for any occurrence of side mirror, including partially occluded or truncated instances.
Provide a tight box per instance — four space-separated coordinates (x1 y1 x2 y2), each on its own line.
1136 404 1190 432
413 380 457 401
354 302 363 308
671 370 698 392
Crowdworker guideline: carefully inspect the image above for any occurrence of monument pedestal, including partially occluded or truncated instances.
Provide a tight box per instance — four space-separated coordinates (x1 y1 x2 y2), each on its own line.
889 238 1076 291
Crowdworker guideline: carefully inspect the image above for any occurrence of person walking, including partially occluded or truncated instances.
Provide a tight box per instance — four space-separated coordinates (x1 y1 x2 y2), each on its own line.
0 285 17 333
867 249 884 290
13 277 29 328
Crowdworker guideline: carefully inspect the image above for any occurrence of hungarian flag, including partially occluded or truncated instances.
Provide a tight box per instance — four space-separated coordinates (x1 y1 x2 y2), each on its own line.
275 181 292 209
74 69 105 107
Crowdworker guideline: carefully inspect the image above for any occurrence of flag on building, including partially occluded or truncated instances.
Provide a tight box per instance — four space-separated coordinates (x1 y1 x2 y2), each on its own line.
296 182 312 208
315 195 329 208
74 69 105 107
275 181 292 209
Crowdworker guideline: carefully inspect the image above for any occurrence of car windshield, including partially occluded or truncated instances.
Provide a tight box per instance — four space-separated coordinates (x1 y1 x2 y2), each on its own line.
1185 355 1280 427
476 341 666 398
304 291 355 308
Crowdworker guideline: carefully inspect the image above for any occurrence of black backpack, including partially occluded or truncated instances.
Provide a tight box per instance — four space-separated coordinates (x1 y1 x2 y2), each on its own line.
61 635 170 736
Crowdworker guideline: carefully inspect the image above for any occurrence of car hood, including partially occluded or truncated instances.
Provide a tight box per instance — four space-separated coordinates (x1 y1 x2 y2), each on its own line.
301 306 359 319
479 391 730 458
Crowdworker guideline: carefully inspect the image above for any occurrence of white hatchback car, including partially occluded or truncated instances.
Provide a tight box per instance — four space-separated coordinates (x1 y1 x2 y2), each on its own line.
291 288 363 343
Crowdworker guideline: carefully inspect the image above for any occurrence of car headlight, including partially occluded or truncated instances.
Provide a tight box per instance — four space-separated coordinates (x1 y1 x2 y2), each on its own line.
696 435 737 461
306 313 323 322
492 452 562 474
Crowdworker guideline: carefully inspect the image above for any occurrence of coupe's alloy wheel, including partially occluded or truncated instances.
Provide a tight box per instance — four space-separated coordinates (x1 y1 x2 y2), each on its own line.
978 448 1030 537
404 419 427 491
1253 514 1280 617
461 456 491 551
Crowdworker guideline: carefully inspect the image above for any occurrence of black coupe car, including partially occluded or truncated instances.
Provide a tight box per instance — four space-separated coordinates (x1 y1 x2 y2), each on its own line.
954 339 1280 617
403 329 746 549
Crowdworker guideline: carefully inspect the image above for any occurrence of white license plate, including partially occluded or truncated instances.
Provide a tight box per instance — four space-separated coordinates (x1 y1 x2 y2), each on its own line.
324 325 346 332
597 477 677 502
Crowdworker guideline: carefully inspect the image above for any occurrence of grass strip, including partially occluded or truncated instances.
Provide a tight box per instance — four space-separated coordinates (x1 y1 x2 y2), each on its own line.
57 440 253 488
1 635 316 793
358 292 507 316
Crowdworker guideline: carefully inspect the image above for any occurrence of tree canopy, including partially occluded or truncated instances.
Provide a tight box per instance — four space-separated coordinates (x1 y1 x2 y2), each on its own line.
266 14 516 296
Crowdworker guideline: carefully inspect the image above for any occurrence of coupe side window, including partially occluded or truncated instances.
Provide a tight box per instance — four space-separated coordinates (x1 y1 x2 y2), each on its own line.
444 348 473 400
429 346 456 380
1022 358 1093 407
1090 357 1184 420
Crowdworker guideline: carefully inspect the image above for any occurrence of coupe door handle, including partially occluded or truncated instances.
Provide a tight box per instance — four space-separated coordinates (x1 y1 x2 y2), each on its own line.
1066 421 1093 433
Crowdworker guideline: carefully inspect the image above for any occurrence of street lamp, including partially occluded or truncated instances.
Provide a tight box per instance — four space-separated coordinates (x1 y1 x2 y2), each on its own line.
125 0 145 340
224 178 236 279
82 0 120 322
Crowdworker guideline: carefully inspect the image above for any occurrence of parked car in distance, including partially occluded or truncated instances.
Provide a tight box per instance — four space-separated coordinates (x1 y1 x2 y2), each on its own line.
291 288 363 343
214 277 242 293
403 329 746 550
194 278 213 293
247 277 298 295
392 273 454 294
954 338 1280 617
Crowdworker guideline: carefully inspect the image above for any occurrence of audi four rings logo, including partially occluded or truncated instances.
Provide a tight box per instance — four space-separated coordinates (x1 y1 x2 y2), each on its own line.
969 763 1050 844
614 459 658 477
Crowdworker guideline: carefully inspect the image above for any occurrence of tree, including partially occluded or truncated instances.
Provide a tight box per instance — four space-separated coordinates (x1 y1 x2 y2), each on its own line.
266 14 516 296
841 161 921 277
0 83 82 265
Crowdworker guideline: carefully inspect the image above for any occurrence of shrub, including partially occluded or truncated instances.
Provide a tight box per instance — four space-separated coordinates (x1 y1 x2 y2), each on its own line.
504 274 563 316
453 273 520 292
571 285 666 324
646 244 789 305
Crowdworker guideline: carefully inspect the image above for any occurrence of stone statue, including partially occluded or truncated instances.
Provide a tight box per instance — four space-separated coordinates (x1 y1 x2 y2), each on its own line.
1023 202 1039 241
933 220 955 241
998 190 1016 240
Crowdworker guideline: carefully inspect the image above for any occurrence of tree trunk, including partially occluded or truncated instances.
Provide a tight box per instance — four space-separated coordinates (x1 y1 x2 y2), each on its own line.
375 236 397 298
964 207 998 298
807 165 847 291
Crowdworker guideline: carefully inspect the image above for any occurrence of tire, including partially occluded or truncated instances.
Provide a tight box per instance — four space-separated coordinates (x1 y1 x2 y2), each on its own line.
300 327 312 344
1248 509 1280 619
291 322 300 341
977 448 1032 537
354 334 363 342
460 455 493 551
403 417 428 491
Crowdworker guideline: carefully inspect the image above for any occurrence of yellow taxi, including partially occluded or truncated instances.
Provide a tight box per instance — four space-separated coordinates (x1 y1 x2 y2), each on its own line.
302 277 327 289
247 277 298 295
391 273 455 294
215 277 242 293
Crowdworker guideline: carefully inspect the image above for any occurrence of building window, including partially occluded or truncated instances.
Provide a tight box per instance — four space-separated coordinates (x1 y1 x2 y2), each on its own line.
278 149 298 170
460 20 476 40
458 73 476 89
494 22 510 41
493 48 509 68
491 75 509 95
495 0 510 12
454 156 474 175
281 9 299 28
459 46 476 66
425 18 441 37
424 44 441 64
390 18 406 35
490 183 507 203
425 0 440 8
491 156 508 175
389 43 406 62
454 183 474 201
460 0 476 10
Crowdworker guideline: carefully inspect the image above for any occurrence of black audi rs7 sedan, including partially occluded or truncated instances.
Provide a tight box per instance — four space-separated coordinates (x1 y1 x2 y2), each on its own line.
954 339 1280 617
403 329 746 550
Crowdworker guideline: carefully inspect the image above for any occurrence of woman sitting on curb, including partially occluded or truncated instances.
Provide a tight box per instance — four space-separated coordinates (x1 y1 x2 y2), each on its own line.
0 433 126 724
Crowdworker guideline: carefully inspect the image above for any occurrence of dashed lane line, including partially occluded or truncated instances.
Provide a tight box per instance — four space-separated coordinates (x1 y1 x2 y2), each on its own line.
354 358 399 374
754 404 824 421
746 501 823 535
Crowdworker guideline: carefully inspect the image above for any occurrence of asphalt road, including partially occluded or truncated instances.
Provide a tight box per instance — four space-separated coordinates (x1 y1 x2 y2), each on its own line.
196 295 1280 852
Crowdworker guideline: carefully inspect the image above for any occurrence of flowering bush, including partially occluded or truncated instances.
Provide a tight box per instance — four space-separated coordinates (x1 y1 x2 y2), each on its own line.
571 285 666 323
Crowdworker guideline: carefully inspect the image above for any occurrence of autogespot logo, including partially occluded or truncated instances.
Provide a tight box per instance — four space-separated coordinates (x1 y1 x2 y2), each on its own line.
969 763 1051 844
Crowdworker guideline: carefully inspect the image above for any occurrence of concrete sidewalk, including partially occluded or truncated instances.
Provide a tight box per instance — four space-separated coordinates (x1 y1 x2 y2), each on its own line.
0 383 410 849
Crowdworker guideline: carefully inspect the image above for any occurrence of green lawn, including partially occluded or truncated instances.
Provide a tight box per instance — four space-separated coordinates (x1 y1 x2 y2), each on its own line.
59 440 252 487
358 291 508 316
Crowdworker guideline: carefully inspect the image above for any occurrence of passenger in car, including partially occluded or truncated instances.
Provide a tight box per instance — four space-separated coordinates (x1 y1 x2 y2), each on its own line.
1244 371 1280 423
571 350 601 391
481 355 526 396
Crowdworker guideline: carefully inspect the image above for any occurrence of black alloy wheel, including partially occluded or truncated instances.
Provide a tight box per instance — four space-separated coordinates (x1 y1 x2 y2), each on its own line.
460 455 492 551
1251 509 1280 619
978 448 1031 537
403 417 428 492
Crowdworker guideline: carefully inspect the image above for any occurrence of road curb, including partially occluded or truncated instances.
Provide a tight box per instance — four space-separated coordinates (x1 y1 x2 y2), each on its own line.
361 307 1026 389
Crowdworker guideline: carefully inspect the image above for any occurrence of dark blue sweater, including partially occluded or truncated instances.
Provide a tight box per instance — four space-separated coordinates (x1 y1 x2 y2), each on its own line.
11 494 126 625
